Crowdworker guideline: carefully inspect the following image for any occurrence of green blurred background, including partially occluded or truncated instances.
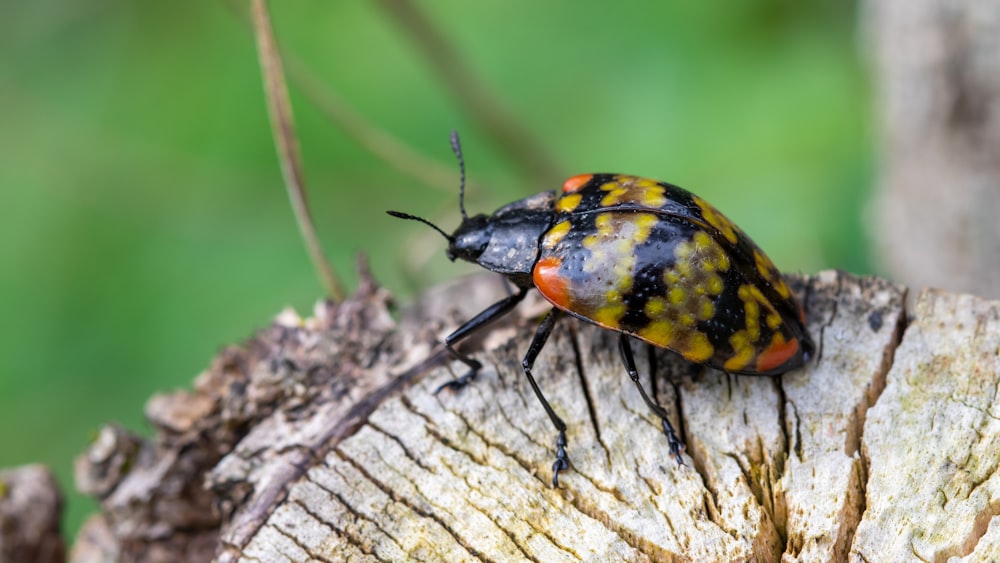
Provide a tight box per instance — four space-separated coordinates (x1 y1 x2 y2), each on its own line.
0 0 871 538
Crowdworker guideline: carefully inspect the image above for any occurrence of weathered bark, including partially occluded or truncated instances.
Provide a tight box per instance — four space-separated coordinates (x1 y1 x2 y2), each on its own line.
64 268 1000 562
0 465 65 563
867 0 1000 299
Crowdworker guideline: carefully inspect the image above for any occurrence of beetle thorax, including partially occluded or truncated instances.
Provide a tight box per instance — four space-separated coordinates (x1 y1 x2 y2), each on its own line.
447 200 555 286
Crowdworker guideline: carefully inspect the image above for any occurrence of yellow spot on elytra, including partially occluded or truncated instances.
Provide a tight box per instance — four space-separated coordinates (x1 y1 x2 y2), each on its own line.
679 313 695 327
745 299 760 341
724 330 755 371
639 320 673 346
754 250 773 280
693 231 713 250
632 213 658 243
597 176 669 208
642 189 667 208
645 297 667 317
713 245 731 272
669 287 686 305
693 195 739 244
706 273 724 295
737 284 763 342
674 258 693 278
542 220 571 249
754 250 791 299
775 280 791 299
698 300 715 321
766 312 782 330
600 189 626 207
556 193 582 213
594 303 625 328
684 332 714 362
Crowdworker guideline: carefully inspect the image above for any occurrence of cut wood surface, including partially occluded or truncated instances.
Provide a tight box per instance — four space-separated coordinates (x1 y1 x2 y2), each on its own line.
63 268 1000 562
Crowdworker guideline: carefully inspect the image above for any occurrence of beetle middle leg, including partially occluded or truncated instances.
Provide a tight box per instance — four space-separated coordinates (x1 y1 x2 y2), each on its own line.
619 334 685 466
520 308 570 487
436 287 528 393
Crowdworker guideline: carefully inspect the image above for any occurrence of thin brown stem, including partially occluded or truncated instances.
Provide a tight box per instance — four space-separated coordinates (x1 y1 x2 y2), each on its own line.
251 0 346 301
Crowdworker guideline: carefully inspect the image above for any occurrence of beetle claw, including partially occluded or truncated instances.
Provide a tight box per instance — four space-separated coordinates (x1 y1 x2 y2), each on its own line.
661 419 686 466
551 431 570 487
433 370 476 395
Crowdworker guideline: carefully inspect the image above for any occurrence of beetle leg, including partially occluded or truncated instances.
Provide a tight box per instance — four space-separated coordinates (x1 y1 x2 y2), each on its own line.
619 334 686 466
520 308 570 487
436 287 529 394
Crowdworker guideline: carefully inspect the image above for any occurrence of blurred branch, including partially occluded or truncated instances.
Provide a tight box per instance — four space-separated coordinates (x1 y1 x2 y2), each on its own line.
251 0 346 301
374 0 564 188
286 59 472 195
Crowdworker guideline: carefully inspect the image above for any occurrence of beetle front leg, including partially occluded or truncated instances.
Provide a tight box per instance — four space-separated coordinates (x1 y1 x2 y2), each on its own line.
619 334 686 466
436 287 529 394
520 308 570 487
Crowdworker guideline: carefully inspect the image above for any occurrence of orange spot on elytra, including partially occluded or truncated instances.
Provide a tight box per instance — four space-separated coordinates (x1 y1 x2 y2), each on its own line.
562 174 593 193
533 257 571 309
756 336 799 372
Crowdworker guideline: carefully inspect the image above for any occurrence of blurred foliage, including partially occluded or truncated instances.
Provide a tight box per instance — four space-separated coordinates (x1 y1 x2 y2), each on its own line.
0 0 870 538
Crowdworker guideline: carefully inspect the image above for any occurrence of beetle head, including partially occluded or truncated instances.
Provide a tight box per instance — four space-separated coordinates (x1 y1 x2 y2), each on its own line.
387 132 551 280
446 213 491 263
387 130 492 265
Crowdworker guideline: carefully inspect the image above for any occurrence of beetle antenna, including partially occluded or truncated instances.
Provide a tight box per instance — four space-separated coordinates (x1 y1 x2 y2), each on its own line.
450 130 468 221
386 211 453 242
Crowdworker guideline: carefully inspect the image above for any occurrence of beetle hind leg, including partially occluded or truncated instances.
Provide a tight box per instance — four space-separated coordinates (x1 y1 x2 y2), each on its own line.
618 334 686 466
435 288 528 394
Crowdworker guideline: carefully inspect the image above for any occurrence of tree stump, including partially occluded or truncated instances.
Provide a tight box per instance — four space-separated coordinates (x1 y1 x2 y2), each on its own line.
0 465 65 563
66 268 1000 562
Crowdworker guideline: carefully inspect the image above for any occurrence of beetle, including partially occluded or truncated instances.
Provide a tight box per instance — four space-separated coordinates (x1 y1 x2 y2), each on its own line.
388 132 814 486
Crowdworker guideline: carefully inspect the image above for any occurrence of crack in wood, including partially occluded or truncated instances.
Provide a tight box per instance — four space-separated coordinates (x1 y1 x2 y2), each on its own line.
420 402 545 488
406 389 655 559
367 421 436 474
269 524 316 561
844 280 909 560
433 456 542 563
332 447 490 562
760 373 790 550
301 474 397 563
274 502 341 563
